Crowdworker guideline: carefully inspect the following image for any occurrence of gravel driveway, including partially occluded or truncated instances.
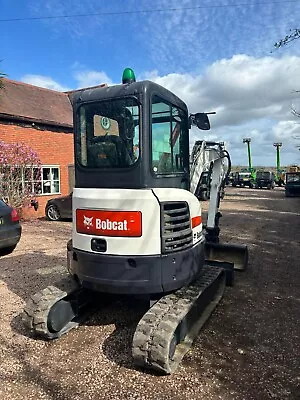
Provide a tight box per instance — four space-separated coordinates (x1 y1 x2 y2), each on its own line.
0 187 299 400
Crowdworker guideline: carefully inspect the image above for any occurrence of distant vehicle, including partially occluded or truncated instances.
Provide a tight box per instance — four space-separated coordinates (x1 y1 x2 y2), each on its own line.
285 172 300 197
288 165 300 173
274 171 285 187
255 171 275 190
226 172 235 185
45 193 72 221
0 199 22 256
232 172 254 188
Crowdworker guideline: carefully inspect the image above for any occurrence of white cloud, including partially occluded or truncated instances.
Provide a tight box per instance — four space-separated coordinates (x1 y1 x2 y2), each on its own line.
21 68 113 92
128 0 300 72
21 74 71 92
20 54 300 166
149 54 300 166
151 54 300 124
272 120 300 141
73 70 113 88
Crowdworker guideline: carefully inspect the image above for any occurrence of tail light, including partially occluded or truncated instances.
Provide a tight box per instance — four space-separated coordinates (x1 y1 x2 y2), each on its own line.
11 209 19 222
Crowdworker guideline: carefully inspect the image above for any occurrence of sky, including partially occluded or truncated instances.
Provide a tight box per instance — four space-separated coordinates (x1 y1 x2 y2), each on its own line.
1 0 300 166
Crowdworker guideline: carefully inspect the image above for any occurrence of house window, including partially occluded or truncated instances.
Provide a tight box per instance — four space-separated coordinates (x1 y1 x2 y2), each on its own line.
24 166 60 195
41 166 60 194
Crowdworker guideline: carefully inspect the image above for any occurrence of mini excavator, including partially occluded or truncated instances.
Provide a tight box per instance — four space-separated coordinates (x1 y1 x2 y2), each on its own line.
23 68 248 375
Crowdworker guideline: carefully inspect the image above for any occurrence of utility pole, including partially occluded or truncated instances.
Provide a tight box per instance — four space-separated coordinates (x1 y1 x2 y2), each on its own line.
243 138 252 172
273 142 282 173
273 142 283 185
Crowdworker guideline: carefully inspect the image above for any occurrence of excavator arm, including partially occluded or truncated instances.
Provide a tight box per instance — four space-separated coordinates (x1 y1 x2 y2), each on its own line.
190 140 247 269
190 141 230 238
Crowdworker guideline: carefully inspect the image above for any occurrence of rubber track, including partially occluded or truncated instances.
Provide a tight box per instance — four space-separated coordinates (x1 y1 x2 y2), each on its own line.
22 276 80 340
132 265 226 374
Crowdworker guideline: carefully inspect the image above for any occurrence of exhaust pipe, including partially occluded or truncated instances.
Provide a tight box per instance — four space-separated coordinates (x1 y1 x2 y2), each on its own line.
205 242 248 271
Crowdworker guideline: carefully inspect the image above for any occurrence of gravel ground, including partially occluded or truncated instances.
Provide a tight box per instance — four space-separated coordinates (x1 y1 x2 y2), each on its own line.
0 187 299 400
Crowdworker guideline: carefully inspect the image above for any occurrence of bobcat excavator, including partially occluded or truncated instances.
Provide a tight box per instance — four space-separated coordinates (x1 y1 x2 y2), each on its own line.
23 68 248 375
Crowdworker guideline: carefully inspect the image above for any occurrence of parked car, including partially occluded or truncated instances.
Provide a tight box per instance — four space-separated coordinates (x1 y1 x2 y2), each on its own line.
226 171 235 185
232 172 254 188
45 193 72 221
255 171 275 189
0 199 22 256
285 172 300 197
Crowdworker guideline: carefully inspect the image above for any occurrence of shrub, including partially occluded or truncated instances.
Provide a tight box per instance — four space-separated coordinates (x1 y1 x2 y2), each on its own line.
0 141 41 213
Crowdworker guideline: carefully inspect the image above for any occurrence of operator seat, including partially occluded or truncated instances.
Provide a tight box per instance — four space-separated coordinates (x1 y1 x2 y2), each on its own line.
87 135 133 167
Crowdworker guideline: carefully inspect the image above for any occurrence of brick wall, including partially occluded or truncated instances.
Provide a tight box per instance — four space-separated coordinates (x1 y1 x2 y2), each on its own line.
0 122 74 219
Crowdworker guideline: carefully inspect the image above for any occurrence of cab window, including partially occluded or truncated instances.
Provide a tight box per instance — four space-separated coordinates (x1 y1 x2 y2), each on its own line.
151 96 187 175
78 98 139 168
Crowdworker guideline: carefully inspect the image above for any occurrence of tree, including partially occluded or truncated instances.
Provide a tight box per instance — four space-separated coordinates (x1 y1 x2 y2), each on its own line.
274 31 300 150
0 141 41 213
274 28 300 49
0 63 6 89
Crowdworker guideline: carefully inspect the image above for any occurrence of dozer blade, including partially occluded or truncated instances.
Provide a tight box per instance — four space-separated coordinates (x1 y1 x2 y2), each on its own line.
205 242 248 271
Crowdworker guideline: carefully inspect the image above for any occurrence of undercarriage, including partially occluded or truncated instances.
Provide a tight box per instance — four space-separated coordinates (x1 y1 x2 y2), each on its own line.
23 224 247 375
23 264 228 375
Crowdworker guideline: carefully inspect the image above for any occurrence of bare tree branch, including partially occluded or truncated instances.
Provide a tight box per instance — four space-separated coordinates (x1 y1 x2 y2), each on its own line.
0 60 6 89
291 106 300 117
0 71 6 89
274 28 300 49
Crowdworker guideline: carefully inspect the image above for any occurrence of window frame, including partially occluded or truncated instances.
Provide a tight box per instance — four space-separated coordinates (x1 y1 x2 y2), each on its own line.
76 96 141 170
286 173 300 183
23 165 61 196
150 94 188 178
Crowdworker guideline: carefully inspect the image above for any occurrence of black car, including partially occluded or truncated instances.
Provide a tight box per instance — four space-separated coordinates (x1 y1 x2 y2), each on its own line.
45 193 72 221
285 172 300 197
0 199 22 256
255 171 275 189
232 172 254 188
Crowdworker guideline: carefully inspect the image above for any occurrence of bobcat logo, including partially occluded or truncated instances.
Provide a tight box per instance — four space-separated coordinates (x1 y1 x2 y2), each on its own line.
83 215 93 230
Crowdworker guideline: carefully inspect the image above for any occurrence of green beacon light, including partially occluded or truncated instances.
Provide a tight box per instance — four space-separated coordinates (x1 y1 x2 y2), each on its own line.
122 68 136 84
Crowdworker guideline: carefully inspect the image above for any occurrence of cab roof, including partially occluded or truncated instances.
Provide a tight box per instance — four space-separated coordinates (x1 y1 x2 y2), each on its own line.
71 80 188 113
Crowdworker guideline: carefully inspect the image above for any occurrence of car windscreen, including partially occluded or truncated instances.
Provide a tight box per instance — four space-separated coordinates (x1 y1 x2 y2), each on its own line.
286 173 300 183
257 172 271 179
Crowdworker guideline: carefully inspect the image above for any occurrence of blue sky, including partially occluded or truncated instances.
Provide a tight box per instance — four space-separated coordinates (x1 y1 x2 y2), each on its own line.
1 0 300 166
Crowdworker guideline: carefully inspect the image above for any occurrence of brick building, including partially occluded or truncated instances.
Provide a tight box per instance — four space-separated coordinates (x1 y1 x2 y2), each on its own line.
0 78 74 218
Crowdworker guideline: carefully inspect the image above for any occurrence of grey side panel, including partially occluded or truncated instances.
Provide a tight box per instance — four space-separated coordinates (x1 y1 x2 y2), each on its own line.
161 240 205 292
70 241 205 295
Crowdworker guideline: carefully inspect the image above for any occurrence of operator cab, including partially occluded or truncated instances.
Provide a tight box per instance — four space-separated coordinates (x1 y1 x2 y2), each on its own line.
72 69 210 191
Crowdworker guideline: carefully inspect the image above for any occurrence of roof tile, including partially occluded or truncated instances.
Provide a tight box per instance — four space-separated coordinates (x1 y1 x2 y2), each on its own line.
0 78 73 127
